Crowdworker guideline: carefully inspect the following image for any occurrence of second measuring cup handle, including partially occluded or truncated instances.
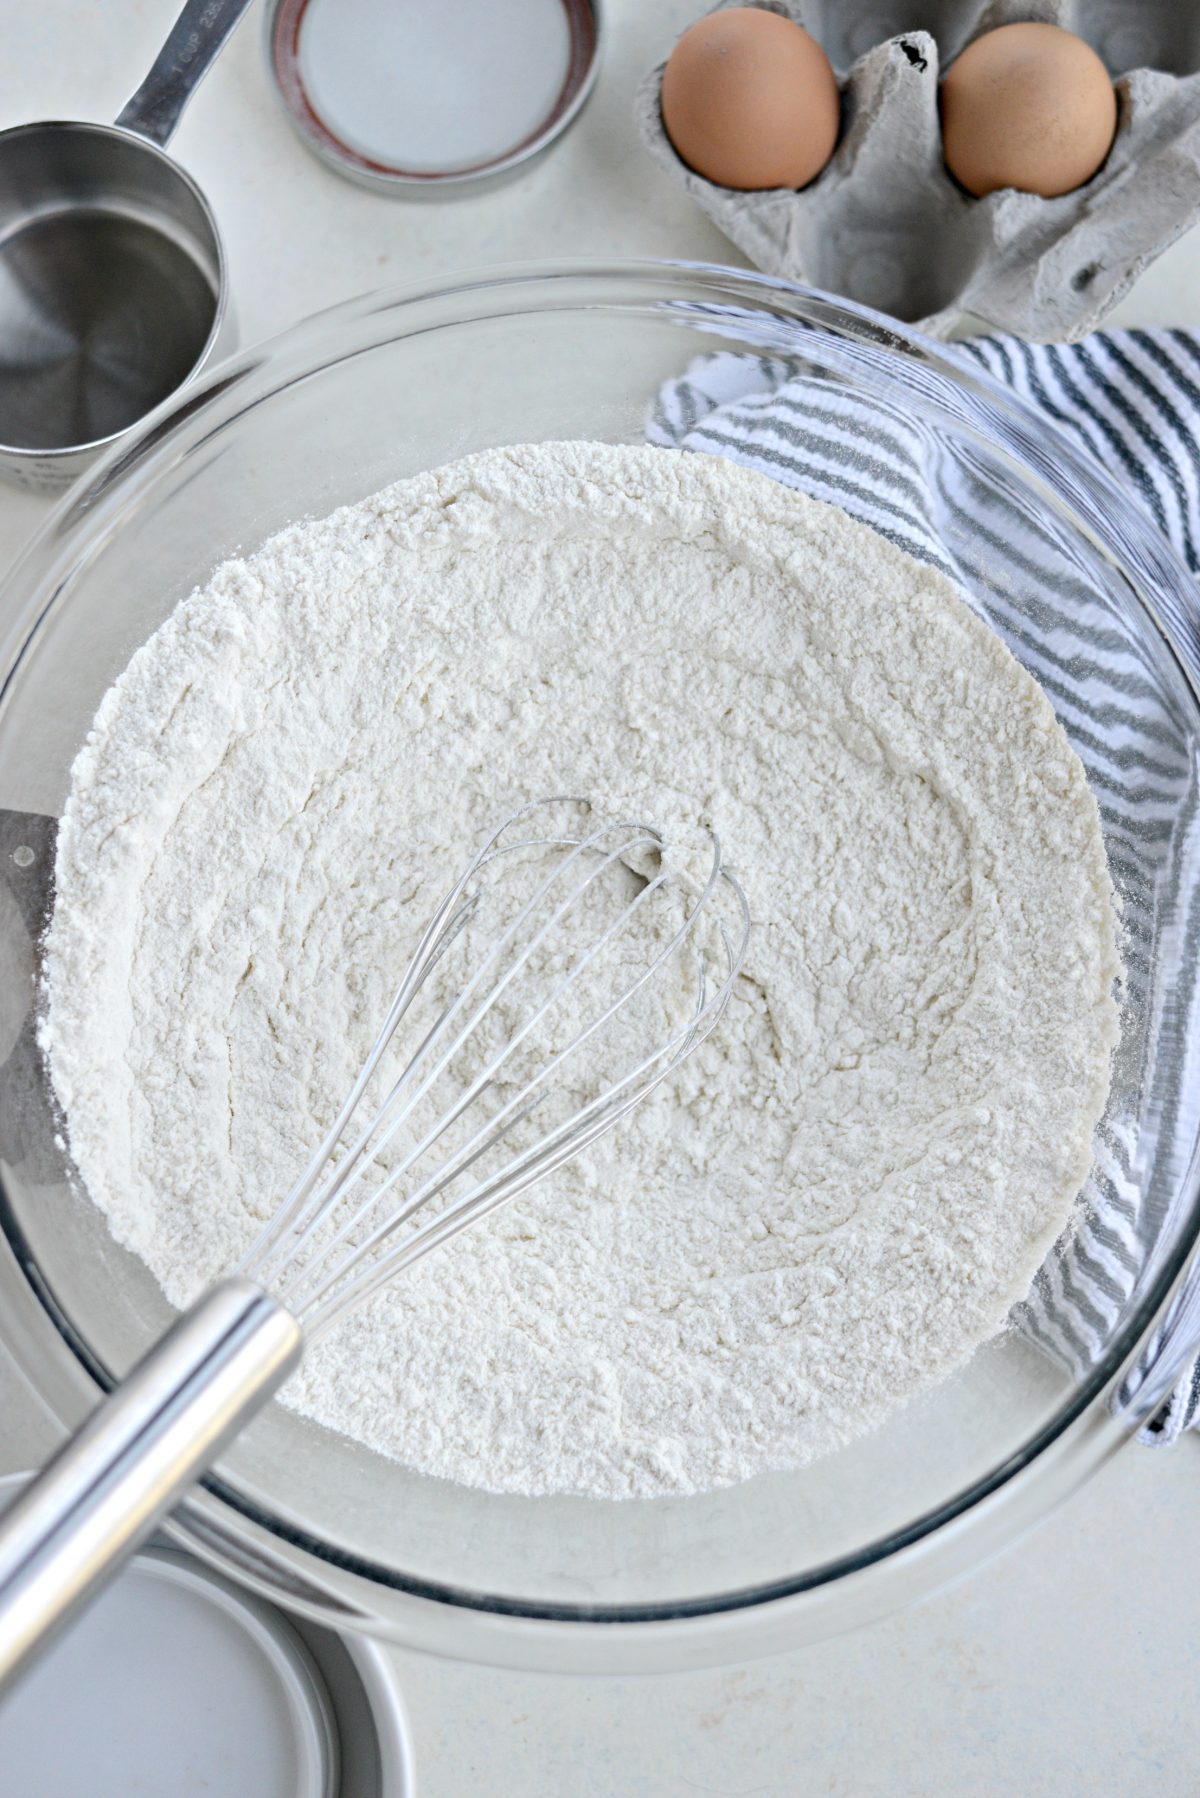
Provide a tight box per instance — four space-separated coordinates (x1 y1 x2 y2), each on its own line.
0 1278 301 1697
116 0 256 148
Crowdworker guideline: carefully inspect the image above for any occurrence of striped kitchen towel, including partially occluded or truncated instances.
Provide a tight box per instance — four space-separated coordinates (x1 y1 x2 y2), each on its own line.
649 326 1200 1446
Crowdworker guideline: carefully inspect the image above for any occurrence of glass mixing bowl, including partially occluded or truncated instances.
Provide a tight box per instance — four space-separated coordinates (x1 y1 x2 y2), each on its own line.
1 262 1199 1674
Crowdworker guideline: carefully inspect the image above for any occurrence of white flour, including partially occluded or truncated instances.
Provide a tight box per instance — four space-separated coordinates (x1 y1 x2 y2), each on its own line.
44 442 1119 1499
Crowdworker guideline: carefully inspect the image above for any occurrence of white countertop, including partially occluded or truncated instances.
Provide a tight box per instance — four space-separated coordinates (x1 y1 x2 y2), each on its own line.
2 5 1200 1793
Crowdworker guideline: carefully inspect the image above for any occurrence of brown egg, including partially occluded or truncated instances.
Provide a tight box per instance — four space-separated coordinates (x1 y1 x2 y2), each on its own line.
661 7 840 192
941 22 1117 199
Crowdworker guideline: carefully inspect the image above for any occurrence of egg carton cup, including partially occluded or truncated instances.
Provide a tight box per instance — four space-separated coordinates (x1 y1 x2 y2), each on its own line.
636 0 1200 341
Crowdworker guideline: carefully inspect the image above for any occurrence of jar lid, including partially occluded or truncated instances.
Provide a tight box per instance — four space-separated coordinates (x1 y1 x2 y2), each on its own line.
0 1547 335 1795
267 0 602 194
0 1475 414 1795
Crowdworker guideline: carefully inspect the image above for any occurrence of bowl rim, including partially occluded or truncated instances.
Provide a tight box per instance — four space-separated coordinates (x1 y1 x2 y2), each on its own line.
4 257 1200 1662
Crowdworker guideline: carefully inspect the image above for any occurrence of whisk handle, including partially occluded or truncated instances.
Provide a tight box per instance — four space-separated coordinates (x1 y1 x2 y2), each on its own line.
0 1279 301 1696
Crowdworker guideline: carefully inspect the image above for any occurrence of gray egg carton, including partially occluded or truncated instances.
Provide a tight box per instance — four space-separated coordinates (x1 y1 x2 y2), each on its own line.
636 0 1200 340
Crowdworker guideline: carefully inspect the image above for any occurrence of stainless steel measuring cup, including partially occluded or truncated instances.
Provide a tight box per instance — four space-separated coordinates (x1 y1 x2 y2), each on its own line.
0 0 252 490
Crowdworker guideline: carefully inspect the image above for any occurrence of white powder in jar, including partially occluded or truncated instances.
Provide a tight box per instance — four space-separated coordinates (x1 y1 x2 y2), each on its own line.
43 441 1119 1499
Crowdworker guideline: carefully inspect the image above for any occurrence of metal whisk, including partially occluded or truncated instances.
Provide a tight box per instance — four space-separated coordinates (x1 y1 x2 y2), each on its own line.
0 798 748 1691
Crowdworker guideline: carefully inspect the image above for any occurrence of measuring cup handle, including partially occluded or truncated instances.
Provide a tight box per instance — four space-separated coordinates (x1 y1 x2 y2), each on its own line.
115 0 255 148
0 1279 301 1696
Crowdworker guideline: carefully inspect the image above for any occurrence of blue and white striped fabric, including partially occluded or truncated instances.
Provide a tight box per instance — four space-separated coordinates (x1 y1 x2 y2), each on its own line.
649 327 1200 1447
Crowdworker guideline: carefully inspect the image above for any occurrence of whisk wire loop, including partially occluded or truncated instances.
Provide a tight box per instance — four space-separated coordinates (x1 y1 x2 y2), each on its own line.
276 852 671 1314
235 798 750 1335
302 966 738 1340
251 820 663 1294
238 800 573 1282
288 853 734 1323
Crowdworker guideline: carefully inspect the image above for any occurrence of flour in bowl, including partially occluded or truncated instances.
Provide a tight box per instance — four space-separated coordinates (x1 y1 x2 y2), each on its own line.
43 442 1119 1499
